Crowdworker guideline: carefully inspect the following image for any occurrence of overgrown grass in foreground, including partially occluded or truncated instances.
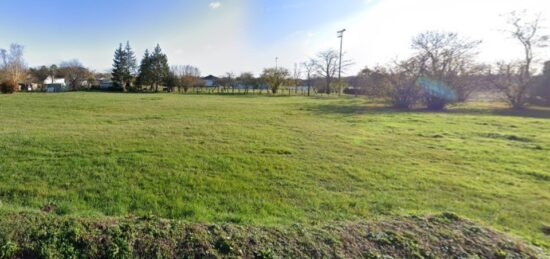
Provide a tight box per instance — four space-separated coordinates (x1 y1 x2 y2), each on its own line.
0 212 543 258
0 93 549 249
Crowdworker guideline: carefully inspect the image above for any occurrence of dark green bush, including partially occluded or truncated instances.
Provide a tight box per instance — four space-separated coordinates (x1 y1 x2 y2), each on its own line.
0 80 18 94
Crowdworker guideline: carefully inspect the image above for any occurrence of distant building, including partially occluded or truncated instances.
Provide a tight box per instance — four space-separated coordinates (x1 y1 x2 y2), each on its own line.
201 75 218 87
18 83 39 91
99 79 114 90
44 76 66 92
44 76 66 86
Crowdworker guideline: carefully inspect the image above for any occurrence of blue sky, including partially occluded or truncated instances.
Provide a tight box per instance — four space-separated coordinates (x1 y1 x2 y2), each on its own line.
0 0 548 76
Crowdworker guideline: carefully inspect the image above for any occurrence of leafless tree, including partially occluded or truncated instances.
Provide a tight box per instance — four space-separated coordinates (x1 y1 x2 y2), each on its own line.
356 66 393 98
490 11 549 109
59 60 92 91
172 65 200 78
171 65 201 93
29 66 50 89
237 72 256 94
411 31 482 108
302 59 316 96
0 43 28 83
220 72 236 93
291 63 302 94
386 57 425 109
48 65 58 84
489 61 531 108
507 11 549 79
314 49 351 94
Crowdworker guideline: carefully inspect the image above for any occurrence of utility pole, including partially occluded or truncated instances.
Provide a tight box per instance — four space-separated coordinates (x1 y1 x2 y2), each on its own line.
275 57 279 69
337 29 346 80
337 29 346 96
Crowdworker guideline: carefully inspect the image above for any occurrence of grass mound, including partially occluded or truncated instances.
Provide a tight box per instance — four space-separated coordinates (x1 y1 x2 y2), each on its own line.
0 211 543 258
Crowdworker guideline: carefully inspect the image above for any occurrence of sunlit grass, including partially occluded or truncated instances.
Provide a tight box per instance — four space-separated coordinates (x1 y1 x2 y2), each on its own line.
0 92 548 248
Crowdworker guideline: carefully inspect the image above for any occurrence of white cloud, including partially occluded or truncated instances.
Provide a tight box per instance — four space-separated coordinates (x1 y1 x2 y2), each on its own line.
209 2 222 9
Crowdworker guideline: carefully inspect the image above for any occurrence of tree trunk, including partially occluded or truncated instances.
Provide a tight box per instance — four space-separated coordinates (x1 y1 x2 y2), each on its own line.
325 78 331 94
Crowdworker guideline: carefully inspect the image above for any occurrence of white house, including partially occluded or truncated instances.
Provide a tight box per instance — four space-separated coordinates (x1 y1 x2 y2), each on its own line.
44 76 66 92
44 76 66 86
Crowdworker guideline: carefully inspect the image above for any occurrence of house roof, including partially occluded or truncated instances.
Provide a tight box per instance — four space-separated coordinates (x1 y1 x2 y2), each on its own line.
44 76 66 85
201 75 218 80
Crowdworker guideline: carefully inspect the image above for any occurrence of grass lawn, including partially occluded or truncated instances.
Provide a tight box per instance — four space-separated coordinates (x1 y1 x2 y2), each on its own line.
0 92 548 249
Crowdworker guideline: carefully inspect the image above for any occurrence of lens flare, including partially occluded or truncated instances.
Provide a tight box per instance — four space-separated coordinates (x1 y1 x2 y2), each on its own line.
416 77 457 101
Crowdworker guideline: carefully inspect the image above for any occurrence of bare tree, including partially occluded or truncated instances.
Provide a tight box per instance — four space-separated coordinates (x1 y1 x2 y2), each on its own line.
507 11 549 79
490 11 549 109
356 66 393 98
0 43 28 83
48 65 58 84
219 72 236 93
490 61 531 108
314 49 340 94
302 59 316 96
171 65 201 93
29 65 51 89
291 63 302 94
237 72 256 94
411 31 481 109
59 60 92 91
385 57 425 109
314 49 353 95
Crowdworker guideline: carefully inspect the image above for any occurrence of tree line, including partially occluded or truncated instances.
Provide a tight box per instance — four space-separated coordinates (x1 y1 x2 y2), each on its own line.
0 45 95 93
1 11 549 110
110 42 204 93
99 10 550 109
351 11 549 110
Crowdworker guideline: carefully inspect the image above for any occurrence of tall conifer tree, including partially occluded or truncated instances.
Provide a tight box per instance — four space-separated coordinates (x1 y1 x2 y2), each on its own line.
123 41 137 89
111 43 126 90
136 44 169 92
136 49 152 90
111 41 137 91
150 44 169 92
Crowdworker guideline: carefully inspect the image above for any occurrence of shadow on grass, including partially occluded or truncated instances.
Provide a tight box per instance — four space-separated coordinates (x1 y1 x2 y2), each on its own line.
305 102 550 119
441 107 550 119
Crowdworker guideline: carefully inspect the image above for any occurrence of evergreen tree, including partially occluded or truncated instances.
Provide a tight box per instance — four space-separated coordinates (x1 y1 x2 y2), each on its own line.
123 41 137 89
111 43 126 91
136 49 153 90
150 44 169 92
136 44 169 92
111 41 137 91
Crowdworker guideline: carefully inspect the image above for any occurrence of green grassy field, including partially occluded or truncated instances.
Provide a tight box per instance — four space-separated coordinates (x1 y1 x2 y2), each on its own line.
0 92 548 249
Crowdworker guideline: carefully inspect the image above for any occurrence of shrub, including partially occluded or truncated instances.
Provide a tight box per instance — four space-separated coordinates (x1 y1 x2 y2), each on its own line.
424 96 448 110
385 58 424 109
390 81 421 109
0 80 18 94
530 74 550 106
415 77 458 111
